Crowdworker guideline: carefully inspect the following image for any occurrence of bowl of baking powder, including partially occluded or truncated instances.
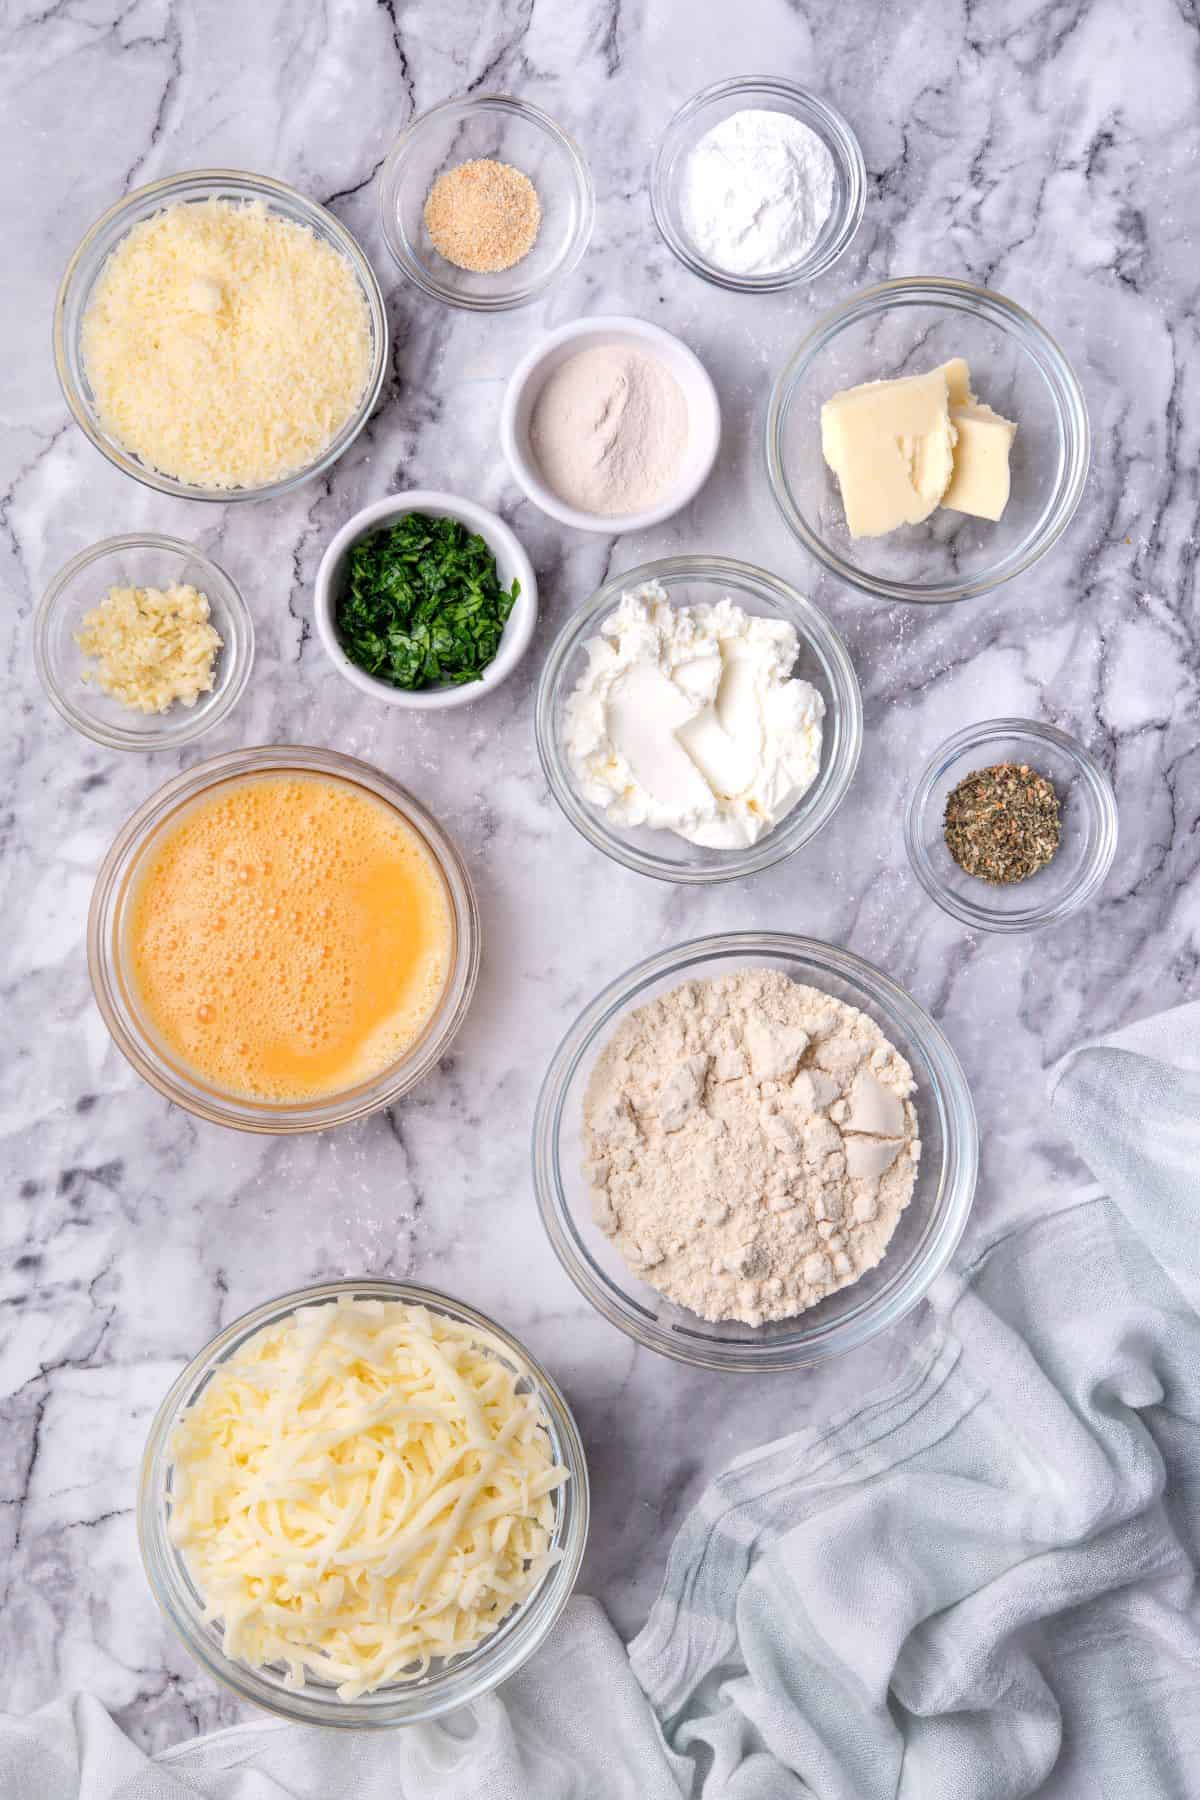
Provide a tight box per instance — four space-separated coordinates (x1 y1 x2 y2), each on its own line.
651 77 865 292
501 315 721 534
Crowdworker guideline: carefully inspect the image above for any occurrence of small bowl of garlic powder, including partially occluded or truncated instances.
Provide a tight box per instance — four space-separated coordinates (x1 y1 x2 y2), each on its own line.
35 533 254 752
379 95 594 311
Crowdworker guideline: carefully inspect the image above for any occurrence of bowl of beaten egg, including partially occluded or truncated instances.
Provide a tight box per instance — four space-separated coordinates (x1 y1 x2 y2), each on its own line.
55 171 388 502
88 747 479 1131
138 1280 588 1724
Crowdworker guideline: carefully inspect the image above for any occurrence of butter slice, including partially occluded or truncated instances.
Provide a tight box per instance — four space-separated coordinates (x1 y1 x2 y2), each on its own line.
821 368 957 539
941 401 1018 521
938 357 974 408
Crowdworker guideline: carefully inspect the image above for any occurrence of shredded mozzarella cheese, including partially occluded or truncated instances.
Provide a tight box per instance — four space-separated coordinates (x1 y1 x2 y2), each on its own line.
81 198 372 490
76 583 222 714
167 1297 568 1699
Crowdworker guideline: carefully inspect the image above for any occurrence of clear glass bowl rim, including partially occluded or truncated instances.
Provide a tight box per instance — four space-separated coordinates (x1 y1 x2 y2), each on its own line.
33 532 255 750
138 1277 590 1728
87 745 481 1132
377 94 595 312
765 276 1091 603
532 930 979 1371
650 75 866 292
903 716 1119 932
533 554 864 885
53 169 389 503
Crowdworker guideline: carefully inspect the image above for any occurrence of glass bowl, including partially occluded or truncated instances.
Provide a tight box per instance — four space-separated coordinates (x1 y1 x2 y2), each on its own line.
650 77 865 291
139 1279 589 1727
54 170 388 503
379 95 593 311
532 932 978 1372
766 278 1090 603
88 746 480 1132
904 718 1118 932
34 534 254 751
534 555 862 884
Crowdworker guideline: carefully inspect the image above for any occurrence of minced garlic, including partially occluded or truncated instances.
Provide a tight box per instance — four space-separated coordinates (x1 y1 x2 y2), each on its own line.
76 582 222 714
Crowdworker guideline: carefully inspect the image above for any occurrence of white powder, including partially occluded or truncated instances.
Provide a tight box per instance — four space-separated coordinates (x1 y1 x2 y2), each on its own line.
680 108 836 276
529 345 689 516
583 969 921 1326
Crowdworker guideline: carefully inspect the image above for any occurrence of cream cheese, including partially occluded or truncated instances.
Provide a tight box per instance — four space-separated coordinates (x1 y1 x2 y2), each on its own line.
563 583 825 849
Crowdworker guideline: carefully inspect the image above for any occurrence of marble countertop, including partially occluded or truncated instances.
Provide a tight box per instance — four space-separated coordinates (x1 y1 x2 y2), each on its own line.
2 0 1197 1754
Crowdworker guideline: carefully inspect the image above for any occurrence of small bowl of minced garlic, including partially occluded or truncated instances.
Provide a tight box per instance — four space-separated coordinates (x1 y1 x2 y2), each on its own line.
34 533 254 751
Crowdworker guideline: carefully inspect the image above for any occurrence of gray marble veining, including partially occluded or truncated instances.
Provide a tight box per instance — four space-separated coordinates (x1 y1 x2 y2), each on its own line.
1 0 1197 1754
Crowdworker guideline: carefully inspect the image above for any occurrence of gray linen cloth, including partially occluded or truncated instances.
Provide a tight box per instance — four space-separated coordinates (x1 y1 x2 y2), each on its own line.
2 1002 1198 1797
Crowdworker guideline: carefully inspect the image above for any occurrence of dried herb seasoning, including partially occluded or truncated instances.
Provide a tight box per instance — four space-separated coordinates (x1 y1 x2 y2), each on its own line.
943 761 1062 885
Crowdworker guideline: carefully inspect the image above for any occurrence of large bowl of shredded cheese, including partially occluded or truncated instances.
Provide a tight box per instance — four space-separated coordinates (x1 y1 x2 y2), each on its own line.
55 170 388 501
138 1281 588 1725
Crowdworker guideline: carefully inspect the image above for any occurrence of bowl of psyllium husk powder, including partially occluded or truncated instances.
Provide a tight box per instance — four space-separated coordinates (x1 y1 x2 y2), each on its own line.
501 315 721 533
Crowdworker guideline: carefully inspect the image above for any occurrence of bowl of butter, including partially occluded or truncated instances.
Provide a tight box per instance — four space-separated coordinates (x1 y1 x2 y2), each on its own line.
766 277 1090 605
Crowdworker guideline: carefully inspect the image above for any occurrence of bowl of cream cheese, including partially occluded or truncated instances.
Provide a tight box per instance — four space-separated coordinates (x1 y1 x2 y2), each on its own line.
535 555 862 883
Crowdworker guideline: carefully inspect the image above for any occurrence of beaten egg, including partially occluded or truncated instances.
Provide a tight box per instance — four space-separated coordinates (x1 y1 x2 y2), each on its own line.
127 773 451 1102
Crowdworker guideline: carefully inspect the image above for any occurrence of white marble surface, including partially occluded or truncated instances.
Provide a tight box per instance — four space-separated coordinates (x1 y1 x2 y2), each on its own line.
1 0 1198 1754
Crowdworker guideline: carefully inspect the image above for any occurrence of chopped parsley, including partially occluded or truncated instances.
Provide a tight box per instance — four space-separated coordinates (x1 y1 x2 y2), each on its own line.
335 511 519 690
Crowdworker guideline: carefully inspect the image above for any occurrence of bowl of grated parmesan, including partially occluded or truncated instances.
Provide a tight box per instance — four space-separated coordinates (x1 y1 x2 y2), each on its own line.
54 170 388 501
35 533 254 751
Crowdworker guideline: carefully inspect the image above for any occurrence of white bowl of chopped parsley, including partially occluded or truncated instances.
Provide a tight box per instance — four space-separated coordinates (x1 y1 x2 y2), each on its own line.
314 491 537 709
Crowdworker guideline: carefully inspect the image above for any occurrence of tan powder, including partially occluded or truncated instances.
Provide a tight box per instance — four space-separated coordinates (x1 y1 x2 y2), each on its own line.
583 970 921 1326
529 345 690 516
423 159 541 274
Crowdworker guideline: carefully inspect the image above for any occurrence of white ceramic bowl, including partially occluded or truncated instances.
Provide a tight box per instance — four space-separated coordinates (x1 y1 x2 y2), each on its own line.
314 492 538 710
501 315 721 534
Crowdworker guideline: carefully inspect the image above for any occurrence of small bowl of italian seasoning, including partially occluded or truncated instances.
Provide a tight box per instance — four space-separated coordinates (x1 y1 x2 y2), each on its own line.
379 95 594 311
904 719 1118 932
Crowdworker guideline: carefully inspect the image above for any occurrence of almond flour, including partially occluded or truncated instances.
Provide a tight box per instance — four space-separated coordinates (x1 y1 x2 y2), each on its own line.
583 969 920 1325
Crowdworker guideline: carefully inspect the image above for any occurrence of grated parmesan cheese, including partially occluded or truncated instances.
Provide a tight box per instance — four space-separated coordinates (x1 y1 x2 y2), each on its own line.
81 199 372 490
167 1297 569 1699
77 583 222 714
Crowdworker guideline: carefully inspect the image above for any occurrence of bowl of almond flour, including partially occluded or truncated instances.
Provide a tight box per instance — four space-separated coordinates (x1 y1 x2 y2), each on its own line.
532 932 977 1371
